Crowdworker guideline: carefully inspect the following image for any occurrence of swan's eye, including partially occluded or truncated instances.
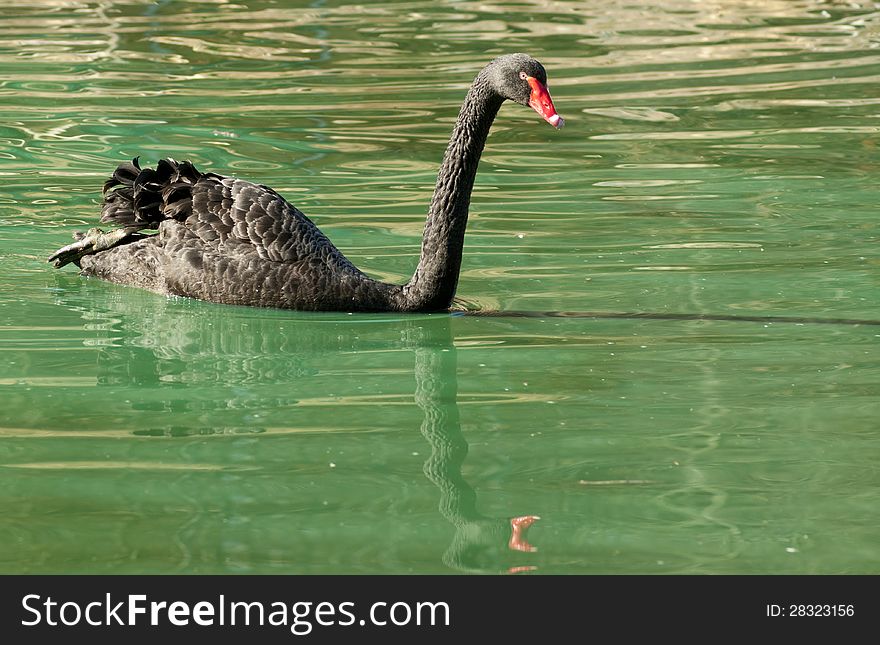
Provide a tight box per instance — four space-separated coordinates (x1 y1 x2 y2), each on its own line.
519 71 528 80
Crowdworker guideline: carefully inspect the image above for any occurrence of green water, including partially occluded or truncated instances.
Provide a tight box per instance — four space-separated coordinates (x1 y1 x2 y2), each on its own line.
2 0 879 574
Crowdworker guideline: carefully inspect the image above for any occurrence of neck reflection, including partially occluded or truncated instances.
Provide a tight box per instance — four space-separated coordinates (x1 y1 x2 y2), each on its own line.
411 317 539 574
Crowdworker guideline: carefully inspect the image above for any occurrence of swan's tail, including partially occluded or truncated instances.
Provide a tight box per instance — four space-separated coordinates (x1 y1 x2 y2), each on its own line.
101 157 202 228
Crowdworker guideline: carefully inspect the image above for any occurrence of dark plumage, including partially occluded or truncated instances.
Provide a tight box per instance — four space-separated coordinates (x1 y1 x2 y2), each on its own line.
49 53 563 312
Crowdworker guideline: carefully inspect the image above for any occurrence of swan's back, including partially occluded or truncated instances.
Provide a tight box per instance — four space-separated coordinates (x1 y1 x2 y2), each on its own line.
103 158 350 264
78 158 397 310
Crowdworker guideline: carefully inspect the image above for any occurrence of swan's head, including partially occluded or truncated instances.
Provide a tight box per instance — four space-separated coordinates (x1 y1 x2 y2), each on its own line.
486 53 564 129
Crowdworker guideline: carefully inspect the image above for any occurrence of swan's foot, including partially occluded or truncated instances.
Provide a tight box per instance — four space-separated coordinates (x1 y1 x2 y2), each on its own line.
508 515 540 553
48 227 141 268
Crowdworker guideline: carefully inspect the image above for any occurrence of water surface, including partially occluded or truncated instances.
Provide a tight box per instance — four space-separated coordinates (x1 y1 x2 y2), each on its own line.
1 0 879 574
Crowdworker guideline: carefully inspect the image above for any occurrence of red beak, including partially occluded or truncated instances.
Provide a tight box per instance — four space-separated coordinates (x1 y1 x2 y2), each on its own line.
526 77 564 129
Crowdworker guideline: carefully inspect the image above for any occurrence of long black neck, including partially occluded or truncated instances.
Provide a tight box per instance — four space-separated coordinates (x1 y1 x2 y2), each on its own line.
400 73 503 311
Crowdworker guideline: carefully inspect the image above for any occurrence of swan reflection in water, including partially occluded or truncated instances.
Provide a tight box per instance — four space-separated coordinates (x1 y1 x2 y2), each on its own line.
411 317 540 573
54 281 540 573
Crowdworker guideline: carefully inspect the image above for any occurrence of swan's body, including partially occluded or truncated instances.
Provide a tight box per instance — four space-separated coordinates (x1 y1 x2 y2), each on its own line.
49 54 563 312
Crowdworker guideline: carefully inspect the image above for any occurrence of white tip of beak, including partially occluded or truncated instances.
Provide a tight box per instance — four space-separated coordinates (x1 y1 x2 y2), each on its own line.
547 113 564 129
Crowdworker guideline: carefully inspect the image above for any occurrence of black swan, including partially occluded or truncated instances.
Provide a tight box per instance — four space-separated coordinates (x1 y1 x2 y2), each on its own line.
49 53 563 312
